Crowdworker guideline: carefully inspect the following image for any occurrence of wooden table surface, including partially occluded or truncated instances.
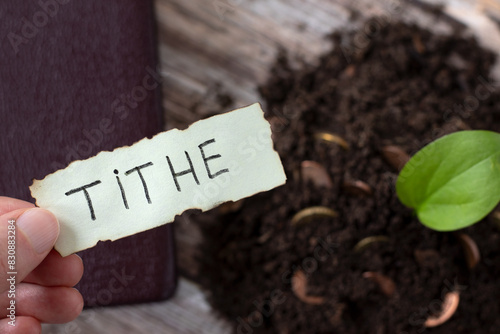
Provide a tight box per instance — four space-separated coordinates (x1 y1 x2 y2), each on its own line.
42 0 499 333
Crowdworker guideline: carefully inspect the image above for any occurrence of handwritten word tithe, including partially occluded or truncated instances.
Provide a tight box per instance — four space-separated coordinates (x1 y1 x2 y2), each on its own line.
65 138 229 221
31 103 287 256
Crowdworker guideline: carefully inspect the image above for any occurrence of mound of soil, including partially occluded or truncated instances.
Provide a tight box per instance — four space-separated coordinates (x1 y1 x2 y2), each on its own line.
197 20 500 333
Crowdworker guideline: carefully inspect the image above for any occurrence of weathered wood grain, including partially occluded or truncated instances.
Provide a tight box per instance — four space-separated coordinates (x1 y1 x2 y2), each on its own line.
157 0 356 130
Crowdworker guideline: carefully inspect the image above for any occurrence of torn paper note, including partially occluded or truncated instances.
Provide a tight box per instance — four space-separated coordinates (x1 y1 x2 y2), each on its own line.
30 103 286 256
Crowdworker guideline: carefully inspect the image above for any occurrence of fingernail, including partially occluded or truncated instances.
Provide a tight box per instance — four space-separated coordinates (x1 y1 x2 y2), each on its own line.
16 209 60 254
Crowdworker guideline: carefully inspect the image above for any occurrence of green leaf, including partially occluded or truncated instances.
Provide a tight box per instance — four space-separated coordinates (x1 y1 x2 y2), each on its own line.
396 130 500 231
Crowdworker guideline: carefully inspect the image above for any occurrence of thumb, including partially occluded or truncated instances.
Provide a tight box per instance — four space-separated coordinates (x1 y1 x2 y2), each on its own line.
0 208 59 293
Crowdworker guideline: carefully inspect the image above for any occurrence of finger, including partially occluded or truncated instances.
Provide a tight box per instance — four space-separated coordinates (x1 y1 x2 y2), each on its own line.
23 251 84 287
0 283 83 323
0 197 34 216
0 208 59 292
0 316 41 334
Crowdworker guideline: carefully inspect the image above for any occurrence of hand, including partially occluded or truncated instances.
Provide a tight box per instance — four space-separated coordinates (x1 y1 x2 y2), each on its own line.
0 196 84 333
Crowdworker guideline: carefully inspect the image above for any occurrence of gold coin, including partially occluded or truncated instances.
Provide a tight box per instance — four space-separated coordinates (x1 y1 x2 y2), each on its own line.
291 206 338 227
342 180 373 197
425 291 460 328
381 145 410 171
314 132 350 150
291 269 325 305
301 161 333 189
353 236 390 253
456 233 480 270
362 272 396 297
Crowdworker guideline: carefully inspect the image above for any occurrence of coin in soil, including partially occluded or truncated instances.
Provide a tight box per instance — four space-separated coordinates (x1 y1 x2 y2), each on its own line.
424 291 460 328
291 269 325 305
290 206 338 227
456 233 480 269
362 272 396 297
314 132 350 150
301 161 333 189
381 145 410 171
353 236 390 253
342 180 373 197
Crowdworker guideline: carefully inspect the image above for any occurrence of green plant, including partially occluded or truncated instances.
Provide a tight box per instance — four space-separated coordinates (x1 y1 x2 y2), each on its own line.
396 130 500 231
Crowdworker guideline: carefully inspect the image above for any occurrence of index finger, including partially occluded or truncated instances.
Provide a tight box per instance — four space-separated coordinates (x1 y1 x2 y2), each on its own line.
0 197 35 216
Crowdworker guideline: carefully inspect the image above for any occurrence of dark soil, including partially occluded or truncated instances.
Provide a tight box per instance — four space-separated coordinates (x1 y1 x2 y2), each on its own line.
196 20 500 334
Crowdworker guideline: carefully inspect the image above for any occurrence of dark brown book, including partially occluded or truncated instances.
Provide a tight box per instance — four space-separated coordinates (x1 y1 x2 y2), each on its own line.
0 0 176 306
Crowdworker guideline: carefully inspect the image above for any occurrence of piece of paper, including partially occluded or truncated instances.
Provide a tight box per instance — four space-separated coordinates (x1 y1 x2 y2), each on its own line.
30 103 286 256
